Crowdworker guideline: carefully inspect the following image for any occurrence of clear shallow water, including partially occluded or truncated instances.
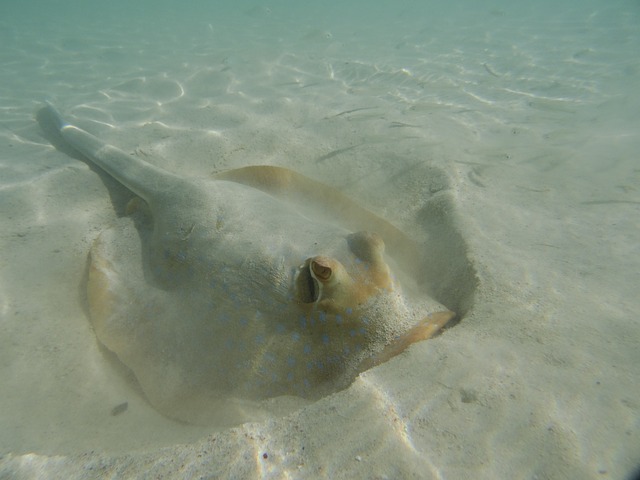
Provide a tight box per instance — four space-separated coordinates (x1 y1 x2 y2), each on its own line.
2 1 638 196
2 1 637 197
1 0 639 476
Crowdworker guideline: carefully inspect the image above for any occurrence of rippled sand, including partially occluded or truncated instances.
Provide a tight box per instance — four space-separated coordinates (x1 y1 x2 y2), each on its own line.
1 1 639 478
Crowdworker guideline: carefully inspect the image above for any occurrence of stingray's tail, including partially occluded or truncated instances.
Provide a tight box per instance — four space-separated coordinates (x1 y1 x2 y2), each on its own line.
40 101 69 130
37 103 180 202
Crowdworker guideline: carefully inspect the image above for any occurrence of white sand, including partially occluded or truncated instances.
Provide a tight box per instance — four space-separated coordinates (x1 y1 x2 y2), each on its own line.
1 1 639 478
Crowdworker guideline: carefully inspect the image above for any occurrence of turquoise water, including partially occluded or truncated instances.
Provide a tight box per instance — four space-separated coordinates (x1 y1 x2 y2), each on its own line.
1 1 639 477
3 0 637 119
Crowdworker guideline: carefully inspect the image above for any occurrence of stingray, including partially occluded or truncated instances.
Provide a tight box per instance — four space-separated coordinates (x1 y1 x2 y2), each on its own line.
38 103 454 425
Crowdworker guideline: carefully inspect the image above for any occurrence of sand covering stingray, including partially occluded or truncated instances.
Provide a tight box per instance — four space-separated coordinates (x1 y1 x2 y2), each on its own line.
38 103 454 425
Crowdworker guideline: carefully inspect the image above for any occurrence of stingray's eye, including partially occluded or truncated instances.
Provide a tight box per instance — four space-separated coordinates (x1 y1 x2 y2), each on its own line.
311 260 332 281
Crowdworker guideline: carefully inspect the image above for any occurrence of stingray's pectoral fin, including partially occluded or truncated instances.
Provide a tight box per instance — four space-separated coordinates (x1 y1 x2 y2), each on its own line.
87 246 117 335
357 310 455 372
86 217 152 357
87 235 139 355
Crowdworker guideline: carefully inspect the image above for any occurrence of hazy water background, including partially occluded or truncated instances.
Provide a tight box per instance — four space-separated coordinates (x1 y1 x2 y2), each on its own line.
2 0 638 205
1 0 639 471
3 0 638 125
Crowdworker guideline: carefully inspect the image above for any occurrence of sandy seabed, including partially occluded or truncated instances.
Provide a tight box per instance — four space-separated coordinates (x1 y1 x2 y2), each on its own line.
1 1 639 478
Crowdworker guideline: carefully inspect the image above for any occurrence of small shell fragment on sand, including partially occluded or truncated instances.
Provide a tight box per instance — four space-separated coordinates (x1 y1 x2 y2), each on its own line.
111 402 128 416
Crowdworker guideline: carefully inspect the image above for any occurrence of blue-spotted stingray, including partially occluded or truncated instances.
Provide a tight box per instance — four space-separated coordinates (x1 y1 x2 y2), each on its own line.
39 103 454 425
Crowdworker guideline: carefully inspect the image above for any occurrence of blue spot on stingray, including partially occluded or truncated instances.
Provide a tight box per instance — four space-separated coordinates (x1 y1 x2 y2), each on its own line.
275 323 286 334
321 333 330 345
299 316 307 329
335 315 343 325
306 361 314 371
318 311 327 323
291 332 301 342
362 317 370 325
346 308 353 315
349 329 357 337
239 317 249 327
287 372 294 382
254 334 265 345
287 356 296 367
303 344 312 355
